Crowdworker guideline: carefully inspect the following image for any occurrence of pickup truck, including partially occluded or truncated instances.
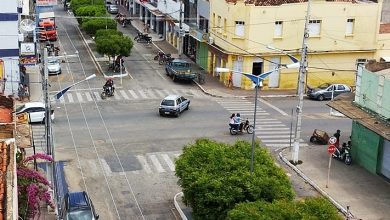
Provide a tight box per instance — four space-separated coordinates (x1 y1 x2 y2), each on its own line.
165 59 197 82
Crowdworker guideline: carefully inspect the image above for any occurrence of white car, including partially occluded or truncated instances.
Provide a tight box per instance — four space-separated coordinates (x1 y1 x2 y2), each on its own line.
48 57 62 75
159 95 190 117
16 102 54 123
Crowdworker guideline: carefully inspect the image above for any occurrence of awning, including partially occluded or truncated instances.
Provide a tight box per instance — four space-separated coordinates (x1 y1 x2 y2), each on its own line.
142 3 164 17
174 23 190 32
189 28 207 42
327 93 390 141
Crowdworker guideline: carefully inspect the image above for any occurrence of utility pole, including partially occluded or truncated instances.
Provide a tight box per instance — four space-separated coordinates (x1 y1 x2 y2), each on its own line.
178 0 183 58
292 0 311 164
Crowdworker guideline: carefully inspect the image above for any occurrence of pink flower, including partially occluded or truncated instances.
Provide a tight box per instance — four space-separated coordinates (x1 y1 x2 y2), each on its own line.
24 153 53 163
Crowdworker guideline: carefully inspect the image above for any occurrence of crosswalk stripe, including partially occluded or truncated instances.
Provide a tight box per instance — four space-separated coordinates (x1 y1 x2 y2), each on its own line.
266 143 308 148
171 89 180 95
256 127 290 130
257 131 291 134
128 90 138 99
161 154 175 171
136 155 152 174
93 92 102 101
149 155 165 173
256 124 287 127
67 93 74 103
114 92 121 100
255 121 283 124
146 90 157 99
59 96 65 103
162 89 171 96
120 90 130 99
85 92 93 102
261 139 304 143
257 135 292 138
153 89 166 98
173 153 181 158
138 90 148 99
76 92 84 102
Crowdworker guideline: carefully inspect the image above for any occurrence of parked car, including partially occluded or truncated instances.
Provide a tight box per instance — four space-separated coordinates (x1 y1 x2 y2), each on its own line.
60 191 99 220
165 59 197 82
47 56 62 75
159 95 190 117
16 102 54 123
307 83 351 101
107 4 119 14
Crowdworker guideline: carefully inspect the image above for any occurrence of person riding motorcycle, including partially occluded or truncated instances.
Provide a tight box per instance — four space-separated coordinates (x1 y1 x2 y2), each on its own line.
103 78 115 95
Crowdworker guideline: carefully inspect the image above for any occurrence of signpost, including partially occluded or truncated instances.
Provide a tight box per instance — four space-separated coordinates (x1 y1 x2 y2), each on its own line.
326 140 337 188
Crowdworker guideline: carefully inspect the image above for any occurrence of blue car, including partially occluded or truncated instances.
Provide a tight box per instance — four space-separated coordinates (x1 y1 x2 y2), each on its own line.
307 83 351 101
60 191 99 220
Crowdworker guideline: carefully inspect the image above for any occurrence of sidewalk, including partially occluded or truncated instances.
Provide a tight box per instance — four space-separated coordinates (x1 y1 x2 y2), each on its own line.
87 6 390 219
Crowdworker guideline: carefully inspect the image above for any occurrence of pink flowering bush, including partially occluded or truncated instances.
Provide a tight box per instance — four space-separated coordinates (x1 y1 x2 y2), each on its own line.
17 152 54 219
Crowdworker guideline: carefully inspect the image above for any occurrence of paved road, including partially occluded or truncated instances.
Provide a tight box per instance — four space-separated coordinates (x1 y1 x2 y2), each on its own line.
47 5 356 220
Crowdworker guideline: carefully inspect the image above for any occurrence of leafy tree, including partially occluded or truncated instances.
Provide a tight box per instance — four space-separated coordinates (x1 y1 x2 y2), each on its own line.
95 29 123 39
226 197 343 220
75 5 107 24
96 34 133 59
175 139 295 220
81 18 116 35
71 0 104 15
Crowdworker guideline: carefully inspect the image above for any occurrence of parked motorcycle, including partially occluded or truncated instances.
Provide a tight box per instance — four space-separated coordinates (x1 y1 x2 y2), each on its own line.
134 32 152 44
229 119 254 135
154 51 173 65
101 85 115 99
332 142 352 165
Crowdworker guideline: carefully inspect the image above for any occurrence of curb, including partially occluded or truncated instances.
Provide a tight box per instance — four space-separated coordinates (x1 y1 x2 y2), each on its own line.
174 192 188 220
277 148 355 219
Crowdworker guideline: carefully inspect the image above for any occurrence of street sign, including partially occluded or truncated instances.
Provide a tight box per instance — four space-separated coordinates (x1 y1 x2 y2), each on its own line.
328 145 336 154
328 136 337 145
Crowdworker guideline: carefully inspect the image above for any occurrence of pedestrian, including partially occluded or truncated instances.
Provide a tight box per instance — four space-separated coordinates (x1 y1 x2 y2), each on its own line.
24 84 29 101
18 83 24 101
334 129 341 148
143 23 148 33
227 72 233 89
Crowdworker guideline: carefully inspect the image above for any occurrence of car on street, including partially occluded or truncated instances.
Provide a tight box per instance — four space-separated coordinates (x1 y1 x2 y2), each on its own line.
107 4 119 14
48 56 62 75
307 83 351 101
16 102 54 123
159 95 190 117
165 59 197 82
60 191 99 220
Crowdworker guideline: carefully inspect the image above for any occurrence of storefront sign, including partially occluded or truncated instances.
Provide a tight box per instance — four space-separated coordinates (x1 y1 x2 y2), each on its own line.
19 56 37 66
36 0 57 6
20 43 35 56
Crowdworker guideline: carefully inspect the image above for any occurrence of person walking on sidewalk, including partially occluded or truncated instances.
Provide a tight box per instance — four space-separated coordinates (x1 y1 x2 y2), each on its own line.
227 72 233 89
333 129 341 148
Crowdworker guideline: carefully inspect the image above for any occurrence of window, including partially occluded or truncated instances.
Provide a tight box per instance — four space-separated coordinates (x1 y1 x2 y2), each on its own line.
308 20 321 36
235 21 245 37
217 16 222 33
274 21 283 37
337 85 345 91
346 18 355 35
224 18 227 34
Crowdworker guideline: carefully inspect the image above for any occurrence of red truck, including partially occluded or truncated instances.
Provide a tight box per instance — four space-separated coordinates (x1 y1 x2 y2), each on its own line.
38 12 57 41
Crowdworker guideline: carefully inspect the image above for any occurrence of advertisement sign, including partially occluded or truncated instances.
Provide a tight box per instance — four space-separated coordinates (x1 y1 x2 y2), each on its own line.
20 43 36 56
36 0 57 6
19 56 37 66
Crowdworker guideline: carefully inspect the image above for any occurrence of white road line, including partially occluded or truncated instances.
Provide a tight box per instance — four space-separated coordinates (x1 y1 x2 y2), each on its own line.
120 90 130 100
256 124 287 127
257 135 292 139
162 89 171 96
149 155 165 173
161 154 175 171
76 92 84 102
59 96 65 103
173 153 181 158
256 127 290 130
255 121 284 124
100 159 113 176
153 89 166 98
171 89 180 95
93 92 102 101
85 92 93 101
138 90 148 99
128 90 139 99
257 131 291 135
136 155 152 174
259 98 288 116
266 143 308 147
67 93 74 103
114 92 121 100
261 139 304 143
146 90 157 99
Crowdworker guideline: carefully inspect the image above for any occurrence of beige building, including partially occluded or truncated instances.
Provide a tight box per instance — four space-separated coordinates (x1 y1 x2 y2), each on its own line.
208 0 382 90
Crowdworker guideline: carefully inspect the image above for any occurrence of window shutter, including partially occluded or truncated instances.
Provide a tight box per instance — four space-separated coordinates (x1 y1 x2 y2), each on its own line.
235 21 245 37
346 19 354 34
274 21 282 37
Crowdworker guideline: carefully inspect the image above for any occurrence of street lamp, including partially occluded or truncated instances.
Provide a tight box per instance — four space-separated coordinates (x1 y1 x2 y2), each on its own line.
216 59 298 174
53 73 96 100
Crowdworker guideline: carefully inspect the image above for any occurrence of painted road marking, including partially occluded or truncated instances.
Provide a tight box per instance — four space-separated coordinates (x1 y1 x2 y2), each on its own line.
138 90 148 99
67 93 74 103
120 90 130 100
85 92 93 102
128 90 139 99
93 92 101 101
149 155 165 173
136 155 152 174
161 154 175 171
76 92 84 103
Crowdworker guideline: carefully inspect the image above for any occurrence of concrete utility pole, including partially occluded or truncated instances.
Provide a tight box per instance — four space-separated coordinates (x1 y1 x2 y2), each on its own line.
292 0 311 164
178 0 183 57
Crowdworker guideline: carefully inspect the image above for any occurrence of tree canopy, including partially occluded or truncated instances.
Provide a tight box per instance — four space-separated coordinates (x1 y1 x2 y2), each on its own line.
95 29 123 39
175 139 295 220
96 34 133 58
71 0 104 14
81 18 116 35
75 5 107 24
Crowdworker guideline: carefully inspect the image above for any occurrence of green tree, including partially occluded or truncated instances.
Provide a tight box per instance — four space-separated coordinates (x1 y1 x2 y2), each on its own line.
226 197 343 220
175 139 295 220
71 0 104 14
95 29 123 39
96 34 133 59
81 18 116 35
75 5 107 24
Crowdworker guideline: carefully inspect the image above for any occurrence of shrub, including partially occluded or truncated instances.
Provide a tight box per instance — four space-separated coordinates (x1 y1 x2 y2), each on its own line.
81 18 116 35
95 29 123 39
75 5 107 24
71 0 104 14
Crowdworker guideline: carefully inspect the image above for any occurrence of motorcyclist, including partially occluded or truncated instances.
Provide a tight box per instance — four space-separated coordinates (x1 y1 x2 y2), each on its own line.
103 78 115 95
334 129 341 148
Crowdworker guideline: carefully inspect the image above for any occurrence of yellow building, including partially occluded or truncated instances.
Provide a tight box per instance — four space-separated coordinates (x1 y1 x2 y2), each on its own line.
208 0 382 90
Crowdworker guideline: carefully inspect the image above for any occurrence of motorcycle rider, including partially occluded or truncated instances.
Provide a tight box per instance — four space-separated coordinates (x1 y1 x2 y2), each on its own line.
235 113 242 131
229 113 238 130
103 78 115 95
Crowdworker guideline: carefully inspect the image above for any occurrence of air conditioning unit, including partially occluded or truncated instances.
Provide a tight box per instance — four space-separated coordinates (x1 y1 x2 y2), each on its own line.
208 37 214 44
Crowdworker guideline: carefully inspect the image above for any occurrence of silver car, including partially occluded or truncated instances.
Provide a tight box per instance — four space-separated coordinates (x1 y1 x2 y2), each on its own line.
47 57 62 75
307 83 351 101
159 95 190 117
107 4 119 14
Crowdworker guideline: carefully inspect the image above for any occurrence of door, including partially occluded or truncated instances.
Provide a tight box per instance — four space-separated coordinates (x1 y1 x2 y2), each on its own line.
29 107 44 122
233 59 243 88
325 85 335 99
380 140 390 179
268 57 281 88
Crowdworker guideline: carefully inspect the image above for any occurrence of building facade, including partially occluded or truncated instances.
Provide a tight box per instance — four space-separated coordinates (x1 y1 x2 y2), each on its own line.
0 0 21 96
208 0 382 90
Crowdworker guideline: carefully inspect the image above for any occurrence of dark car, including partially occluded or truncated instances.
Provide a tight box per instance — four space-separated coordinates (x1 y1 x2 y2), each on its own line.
60 191 99 220
307 83 351 101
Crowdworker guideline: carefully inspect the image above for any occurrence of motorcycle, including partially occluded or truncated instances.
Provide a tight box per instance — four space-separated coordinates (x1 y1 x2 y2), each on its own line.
101 85 115 99
154 52 173 65
229 119 254 135
134 32 152 44
332 142 352 165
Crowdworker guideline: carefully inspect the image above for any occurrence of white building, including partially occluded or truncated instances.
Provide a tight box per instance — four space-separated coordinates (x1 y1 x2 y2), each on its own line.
0 0 21 96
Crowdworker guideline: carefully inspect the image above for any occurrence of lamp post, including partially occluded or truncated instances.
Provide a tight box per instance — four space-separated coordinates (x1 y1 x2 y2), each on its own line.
216 61 298 174
53 74 96 100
